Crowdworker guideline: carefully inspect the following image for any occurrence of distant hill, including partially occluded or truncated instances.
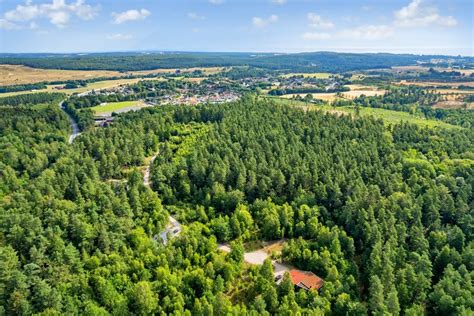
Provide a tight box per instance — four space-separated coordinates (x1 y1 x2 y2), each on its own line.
0 51 472 73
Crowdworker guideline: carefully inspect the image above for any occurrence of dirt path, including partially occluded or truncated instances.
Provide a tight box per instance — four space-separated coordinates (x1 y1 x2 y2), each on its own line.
143 151 182 244
218 241 291 277
143 153 158 187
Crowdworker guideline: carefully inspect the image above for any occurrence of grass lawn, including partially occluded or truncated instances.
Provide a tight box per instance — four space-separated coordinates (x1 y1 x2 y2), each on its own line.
89 101 149 116
269 96 459 129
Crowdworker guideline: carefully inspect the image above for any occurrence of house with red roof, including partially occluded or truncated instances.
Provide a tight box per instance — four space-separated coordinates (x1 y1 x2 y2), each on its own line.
289 269 324 291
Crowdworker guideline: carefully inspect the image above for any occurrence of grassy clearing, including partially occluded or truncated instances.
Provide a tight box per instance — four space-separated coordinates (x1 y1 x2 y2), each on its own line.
90 101 150 116
270 97 459 129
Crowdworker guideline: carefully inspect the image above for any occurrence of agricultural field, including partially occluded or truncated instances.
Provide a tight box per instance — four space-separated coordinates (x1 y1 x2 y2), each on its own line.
0 64 224 86
433 101 474 109
0 77 160 97
89 100 151 116
0 64 124 85
391 65 428 72
279 84 385 102
398 80 474 88
280 92 339 102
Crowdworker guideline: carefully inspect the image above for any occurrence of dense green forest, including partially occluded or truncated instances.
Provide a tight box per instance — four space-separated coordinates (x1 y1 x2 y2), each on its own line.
1 52 467 72
0 94 472 314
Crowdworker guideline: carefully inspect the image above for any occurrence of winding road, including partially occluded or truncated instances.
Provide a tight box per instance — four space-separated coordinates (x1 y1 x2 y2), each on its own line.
143 151 182 244
59 100 81 144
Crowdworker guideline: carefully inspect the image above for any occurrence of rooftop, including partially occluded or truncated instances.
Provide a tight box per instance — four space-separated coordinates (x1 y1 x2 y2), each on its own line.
290 269 324 291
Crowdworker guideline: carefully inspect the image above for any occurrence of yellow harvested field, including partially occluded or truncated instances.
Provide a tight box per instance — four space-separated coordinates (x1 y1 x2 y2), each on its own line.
433 67 474 75
391 65 428 72
435 89 474 95
0 77 160 97
398 80 474 88
0 64 124 85
281 93 339 102
433 101 474 110
0 64 222 87
347 84 379 91
280 86 385 102
343 90 386 98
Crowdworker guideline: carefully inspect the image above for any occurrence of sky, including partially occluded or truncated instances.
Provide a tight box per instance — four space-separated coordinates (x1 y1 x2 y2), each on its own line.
0 0 472 56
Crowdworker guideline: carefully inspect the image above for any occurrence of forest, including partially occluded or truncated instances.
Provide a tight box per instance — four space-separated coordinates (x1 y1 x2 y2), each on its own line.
0 52 465 73
0 93 472 315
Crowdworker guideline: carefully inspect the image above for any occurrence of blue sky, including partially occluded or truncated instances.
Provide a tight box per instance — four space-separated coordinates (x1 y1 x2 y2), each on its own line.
0 0 472 55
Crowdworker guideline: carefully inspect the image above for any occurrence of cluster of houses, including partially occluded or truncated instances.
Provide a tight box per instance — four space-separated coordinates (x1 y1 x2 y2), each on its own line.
159 91 240 105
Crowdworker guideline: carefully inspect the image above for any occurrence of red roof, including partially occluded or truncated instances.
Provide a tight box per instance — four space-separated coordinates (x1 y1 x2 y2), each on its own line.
290 269 324 291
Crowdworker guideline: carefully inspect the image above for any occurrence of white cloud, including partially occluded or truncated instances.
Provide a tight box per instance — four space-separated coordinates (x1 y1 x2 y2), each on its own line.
0 18 20 30
307 13 334 29
2 0 99 28
187 12 205 20
302 32 331 40
339 25 394 40
192 27 200 33
252 14 278 28
209 0 224 4
271 0 287 4
107 33 133 40
112 9 150 24
394 0 457 27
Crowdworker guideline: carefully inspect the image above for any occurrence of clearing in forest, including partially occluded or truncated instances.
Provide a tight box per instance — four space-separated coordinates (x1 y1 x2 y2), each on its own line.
90 100 151 116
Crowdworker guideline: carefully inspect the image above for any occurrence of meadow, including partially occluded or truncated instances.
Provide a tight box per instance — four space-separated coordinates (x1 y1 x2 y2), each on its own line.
89 100 151 116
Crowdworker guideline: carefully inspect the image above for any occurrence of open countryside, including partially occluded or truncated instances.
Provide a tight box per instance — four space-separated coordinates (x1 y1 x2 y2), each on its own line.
0 0 472 315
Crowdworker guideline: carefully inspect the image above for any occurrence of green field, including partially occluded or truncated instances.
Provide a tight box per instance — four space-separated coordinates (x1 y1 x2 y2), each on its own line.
269 97 459 129
90 101 148 116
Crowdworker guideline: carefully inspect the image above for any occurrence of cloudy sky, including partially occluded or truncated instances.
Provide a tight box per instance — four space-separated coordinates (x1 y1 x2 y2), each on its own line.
0 0 472 55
